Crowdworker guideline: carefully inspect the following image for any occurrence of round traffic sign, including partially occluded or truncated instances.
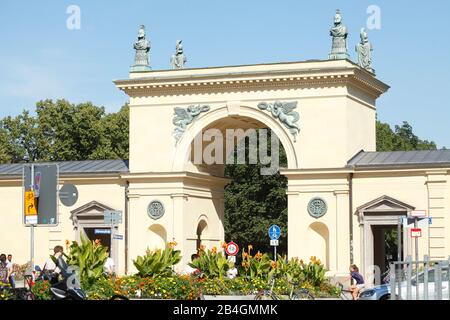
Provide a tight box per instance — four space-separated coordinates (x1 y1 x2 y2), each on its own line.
226 242 239 256
268 225 281 240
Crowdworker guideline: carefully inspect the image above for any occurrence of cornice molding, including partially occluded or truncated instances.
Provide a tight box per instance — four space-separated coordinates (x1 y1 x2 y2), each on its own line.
114 60 389 99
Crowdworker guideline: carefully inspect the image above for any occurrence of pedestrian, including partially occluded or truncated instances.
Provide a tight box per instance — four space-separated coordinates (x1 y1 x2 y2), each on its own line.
6 254 15 289
0 254 9 286
226 263 238 279
104 253 115 276
43 245 64 280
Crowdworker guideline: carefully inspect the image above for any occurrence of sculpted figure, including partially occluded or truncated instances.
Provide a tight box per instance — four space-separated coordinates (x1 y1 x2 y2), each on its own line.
356 28 375 74
130 25 151 71
258 101 300 141
173 105 210 141
329 10 350 60
171 40 187 69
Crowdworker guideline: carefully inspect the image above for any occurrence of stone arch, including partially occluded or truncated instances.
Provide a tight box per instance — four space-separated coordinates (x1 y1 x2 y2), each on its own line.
172 104 299 171
148 224 167 250
306 222 330 269
196 217 209 250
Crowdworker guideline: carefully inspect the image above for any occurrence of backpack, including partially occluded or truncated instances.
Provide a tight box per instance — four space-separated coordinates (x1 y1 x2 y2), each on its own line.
0 263 8 284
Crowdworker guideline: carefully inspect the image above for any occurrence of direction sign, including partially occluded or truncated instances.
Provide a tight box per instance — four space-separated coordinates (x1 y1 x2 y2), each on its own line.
270 239 279 246
104 210 123 225
94 229 111 235
113 234 124 240
411 210 426 218
34 172 42 198
411 228 422 238
268 225 281 240
226 242 239 256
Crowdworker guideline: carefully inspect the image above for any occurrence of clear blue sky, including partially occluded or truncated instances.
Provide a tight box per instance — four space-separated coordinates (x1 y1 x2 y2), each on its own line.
0 0 449 147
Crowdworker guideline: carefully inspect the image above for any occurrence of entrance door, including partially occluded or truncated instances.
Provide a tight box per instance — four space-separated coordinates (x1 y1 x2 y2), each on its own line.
84 227 112 252
372 225 401 275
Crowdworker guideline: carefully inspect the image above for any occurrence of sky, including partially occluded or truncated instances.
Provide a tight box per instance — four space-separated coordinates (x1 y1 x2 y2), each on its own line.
0 0 449 147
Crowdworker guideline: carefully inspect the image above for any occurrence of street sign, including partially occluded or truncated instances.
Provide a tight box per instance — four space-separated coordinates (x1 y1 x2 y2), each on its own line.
59 184 79 207
23 164 58 226
226 242 239 256
227 256 236 263
24 191 38 225
113 234 124 240
104 210 122 225
268 225 281 240
411 210 426 218
94 229 111 235
411 228 422 238
270 239 279 246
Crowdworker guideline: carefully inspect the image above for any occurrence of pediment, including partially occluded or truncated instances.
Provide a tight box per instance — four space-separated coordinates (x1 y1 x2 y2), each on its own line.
70 201 116 226
357 195 415 213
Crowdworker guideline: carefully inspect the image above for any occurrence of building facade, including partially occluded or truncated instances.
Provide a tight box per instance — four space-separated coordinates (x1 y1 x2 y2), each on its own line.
1 59 449 279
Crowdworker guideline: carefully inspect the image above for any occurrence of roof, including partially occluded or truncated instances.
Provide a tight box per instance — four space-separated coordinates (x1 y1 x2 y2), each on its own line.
348 150 450 169
0 159 129 177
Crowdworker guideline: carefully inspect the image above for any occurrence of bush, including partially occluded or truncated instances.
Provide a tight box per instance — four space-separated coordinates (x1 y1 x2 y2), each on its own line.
133 242 181 277
31 280 52 300
65 234 109 287
240 245 274 280
189 246 232 279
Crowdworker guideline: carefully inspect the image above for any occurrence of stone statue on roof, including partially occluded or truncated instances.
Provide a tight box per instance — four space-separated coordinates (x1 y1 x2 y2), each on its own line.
130 25 151 72
329 10 350 60
356 28 375 75
171 40 187 69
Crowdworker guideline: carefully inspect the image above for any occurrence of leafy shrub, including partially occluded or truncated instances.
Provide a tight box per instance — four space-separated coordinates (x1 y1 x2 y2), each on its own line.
189 246 232 279
133 243 181 277
240 245 274 280
65 233 109 286
31 280 52 300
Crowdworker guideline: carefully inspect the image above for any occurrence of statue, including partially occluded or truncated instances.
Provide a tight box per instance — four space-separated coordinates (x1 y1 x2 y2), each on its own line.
130 25 151 72
258 101 300 141
173 105 210 141
170 40 187 69
328 10 350 60
356 28 375 74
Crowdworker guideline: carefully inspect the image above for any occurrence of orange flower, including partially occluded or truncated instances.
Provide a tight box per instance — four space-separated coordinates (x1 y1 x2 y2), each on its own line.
270 261 278 269
242 252 248 258
211 246 217 254
168 241 177 249
255 251 263 260
200 245 206 251
94 239 101 245
248 244 253 250
220 241 227 249
310 256 317 263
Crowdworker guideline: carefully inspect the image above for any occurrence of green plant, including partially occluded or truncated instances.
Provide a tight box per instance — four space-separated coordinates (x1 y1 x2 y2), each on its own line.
65 233 109 286
133 243 181 277
240 246 274 280
189 246 231 279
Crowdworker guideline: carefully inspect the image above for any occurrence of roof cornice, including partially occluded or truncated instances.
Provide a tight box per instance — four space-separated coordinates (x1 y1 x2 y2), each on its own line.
114 60 389 99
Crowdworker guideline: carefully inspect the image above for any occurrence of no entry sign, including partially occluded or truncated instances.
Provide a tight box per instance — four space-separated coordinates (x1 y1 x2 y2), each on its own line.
411 210 426 218
226 242 239 256
411 228 422 238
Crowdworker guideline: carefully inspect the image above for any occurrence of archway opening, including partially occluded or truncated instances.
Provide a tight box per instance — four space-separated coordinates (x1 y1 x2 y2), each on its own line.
186 115 289 255
148 224 167 250
306 222 330 269
196 220 208 250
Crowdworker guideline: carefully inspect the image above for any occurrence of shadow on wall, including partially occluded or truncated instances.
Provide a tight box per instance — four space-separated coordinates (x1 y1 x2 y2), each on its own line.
148 224 167 250
307 222 330 269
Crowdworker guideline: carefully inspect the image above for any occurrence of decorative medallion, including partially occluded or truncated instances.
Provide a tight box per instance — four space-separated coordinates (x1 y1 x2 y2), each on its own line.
147 200 165 220
172 105 210 142
257 101 300 141
308 198 327 219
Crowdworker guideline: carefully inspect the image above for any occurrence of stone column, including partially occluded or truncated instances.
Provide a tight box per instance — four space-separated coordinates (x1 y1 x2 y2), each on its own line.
171 193 188 270
334 190 350 273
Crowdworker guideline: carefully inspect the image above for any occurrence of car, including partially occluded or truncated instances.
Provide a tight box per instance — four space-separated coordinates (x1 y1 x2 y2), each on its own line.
359 267 449 300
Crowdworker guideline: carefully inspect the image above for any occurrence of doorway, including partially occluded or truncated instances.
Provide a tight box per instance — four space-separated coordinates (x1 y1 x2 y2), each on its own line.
372 225 401 275
83 227 112 252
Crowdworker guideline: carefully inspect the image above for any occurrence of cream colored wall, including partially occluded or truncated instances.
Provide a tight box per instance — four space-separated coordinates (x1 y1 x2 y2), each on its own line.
0 177 126 273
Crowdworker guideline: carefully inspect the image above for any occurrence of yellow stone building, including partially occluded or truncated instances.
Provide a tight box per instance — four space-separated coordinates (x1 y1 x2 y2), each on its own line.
1 59 449 280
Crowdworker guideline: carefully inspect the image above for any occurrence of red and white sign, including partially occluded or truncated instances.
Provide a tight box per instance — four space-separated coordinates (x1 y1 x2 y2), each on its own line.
411 228 422 238
226 242 239 256
411 210 427 218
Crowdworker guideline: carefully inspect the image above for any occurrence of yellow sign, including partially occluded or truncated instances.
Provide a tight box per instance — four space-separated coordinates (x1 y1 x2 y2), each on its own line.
24 191 37 216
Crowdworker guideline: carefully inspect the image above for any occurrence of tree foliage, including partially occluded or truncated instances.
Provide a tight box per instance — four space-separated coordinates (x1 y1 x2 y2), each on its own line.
0 99 129 163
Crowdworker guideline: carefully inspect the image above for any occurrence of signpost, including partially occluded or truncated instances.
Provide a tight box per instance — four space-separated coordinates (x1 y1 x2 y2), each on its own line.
226 242 239 263
411 228 422 238
409 210 427 299
268 225 281 259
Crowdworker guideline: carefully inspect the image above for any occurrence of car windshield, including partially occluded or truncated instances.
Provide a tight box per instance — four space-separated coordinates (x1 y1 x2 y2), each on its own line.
417 268 449 283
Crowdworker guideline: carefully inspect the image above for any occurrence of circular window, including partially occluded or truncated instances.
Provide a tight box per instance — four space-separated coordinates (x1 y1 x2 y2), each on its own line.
308 198 327 219
147 200 165 220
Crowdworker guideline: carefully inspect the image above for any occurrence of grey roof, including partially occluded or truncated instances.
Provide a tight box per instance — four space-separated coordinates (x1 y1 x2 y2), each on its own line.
0 160 129 177
348 150 450 169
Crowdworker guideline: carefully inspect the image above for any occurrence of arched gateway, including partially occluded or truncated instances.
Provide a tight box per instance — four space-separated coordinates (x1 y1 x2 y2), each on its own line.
114 59 389 272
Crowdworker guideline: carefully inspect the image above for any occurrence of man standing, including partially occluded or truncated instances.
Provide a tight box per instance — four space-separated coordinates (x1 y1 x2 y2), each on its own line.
6 254 15 289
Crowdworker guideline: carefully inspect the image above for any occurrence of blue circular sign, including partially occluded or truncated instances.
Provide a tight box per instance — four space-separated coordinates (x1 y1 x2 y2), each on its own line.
268 225 281 240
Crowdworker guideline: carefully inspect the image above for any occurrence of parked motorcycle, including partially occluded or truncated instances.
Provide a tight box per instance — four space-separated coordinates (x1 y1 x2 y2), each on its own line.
48 257 86 300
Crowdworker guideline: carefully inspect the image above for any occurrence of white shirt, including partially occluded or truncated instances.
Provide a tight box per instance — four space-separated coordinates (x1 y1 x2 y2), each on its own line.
6 261 14 276
227 267 238 279
43 257 57 271
104 257 115 274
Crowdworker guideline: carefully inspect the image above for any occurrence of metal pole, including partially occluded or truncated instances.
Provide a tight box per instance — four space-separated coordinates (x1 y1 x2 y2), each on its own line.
30 164 35 270
414 218 419 300
390 262 396 300
406 255 412 300
274 245 277 260
424 255 429 300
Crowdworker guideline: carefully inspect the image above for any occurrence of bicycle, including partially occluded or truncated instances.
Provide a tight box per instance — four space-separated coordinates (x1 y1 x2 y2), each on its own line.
254 275 314 300
337 283 365 300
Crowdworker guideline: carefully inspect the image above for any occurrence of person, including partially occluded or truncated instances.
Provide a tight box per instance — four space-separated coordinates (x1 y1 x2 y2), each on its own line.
182 254 200 276
42 245 64 279
6 254 15 288
104 254 115 276
345 264 365 300
0 254 9 286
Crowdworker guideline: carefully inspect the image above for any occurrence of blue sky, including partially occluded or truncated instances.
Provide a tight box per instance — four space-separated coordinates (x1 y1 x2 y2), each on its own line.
0 0 449 147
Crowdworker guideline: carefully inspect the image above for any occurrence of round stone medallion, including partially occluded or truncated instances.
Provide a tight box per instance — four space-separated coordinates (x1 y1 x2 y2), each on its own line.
308 198 327 219
147 200 165 220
